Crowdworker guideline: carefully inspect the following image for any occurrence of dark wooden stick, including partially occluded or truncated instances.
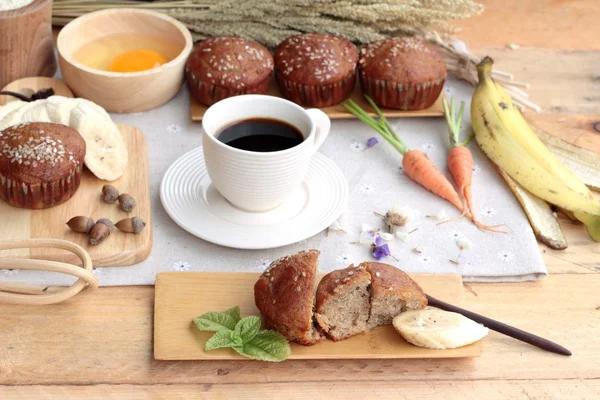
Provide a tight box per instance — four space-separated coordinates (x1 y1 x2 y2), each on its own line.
426 295 572 356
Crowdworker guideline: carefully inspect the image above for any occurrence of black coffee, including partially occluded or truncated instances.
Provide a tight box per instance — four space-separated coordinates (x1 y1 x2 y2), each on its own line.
216 118 304 152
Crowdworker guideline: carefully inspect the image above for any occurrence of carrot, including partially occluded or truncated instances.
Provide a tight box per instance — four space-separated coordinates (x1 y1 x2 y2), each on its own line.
342 97 466 217
403 149 465 212
443 98 505 232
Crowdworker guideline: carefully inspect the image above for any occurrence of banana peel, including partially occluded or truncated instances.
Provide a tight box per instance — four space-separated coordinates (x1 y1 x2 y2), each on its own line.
574 211 600 241
534 127 600 192
498 168 568 250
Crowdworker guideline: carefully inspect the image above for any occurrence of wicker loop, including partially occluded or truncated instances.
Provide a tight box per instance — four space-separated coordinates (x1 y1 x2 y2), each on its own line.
0 239 98 305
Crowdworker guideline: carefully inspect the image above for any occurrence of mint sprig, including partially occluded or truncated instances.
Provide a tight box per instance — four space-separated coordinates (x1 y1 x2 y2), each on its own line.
193 307 291 362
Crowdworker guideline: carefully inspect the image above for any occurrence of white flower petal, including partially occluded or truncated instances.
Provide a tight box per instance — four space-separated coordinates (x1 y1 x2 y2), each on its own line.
329 220 343 231
379 232 394 241
457 237 471 250
361 223 372 233
395 230 410 242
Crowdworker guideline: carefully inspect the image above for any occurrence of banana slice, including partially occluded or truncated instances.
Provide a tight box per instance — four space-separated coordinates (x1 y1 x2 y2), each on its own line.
46 96 112 125
393 307 488 349
70 103 128 181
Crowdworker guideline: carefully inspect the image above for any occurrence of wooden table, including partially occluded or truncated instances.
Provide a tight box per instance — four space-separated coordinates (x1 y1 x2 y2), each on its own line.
1 1 599 398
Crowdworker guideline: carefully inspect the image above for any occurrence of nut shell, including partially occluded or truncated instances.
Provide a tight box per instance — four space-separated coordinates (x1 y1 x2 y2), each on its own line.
66 216 95 233
116 217 146 234
97 218 115 232
118 193 136 212
102 185 119 204
88 222 111 245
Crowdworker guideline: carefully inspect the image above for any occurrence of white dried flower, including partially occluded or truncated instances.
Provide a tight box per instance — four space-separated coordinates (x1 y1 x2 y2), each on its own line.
379 232 394 241
457 237 471 250
395 230 410 242
427 209 446 220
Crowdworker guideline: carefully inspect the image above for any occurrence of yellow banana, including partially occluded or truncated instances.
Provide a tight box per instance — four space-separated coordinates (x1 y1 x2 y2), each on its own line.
471 57 600 241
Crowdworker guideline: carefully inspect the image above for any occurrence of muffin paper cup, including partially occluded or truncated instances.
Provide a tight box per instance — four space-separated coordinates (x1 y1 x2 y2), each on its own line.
0 166 82 209
187 72 271 107
275 70 356 107
359 72 445 110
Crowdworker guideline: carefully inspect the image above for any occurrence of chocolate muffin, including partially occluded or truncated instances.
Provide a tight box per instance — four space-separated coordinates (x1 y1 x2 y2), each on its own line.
0 122 85 209
274 34 358 107
186 36 273 106
358 37 446 110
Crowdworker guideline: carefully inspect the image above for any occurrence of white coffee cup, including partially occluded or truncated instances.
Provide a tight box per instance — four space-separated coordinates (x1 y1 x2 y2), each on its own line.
202 95 331 212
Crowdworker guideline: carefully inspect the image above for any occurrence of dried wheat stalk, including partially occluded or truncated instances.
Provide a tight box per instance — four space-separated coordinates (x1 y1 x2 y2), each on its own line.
52 0 539 110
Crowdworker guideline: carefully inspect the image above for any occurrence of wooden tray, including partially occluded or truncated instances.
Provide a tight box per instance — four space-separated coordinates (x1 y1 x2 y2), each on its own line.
154 272 481 360
0 124 152 267
190 80 445 121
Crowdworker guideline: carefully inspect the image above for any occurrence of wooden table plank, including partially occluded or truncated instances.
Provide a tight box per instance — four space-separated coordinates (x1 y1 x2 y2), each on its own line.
456 0 600 51
0 274 597 385
2 380 599 399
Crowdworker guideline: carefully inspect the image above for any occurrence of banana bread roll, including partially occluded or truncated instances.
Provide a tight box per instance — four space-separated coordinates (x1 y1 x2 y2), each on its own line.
315 262 427 341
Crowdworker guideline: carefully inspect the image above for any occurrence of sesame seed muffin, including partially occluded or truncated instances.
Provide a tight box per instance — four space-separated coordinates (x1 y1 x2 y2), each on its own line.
185 36 274 106
358 37 446 110
0 122 85 209
274 33 358 107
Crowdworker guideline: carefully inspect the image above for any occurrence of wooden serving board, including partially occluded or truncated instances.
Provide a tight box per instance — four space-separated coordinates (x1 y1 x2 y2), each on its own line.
0 124 152 267
154 272 481 360
190 79 445 121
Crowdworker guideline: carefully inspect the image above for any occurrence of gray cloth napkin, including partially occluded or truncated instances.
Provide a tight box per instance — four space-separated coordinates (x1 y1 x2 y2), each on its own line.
1 75 547 286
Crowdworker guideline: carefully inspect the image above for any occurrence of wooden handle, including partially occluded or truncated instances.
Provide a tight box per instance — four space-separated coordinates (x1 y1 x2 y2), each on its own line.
0 239 98 305
426 295 572 356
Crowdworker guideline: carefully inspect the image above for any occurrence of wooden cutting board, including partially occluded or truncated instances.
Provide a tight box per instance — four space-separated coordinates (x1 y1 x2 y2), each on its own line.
154 272 481 360
190 79 445 121
0 124 152 267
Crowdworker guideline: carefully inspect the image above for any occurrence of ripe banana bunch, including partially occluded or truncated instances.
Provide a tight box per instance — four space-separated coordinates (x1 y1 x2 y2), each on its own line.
471 57 600 242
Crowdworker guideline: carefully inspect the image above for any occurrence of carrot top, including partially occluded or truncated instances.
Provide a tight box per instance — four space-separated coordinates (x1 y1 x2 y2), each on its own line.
443 97 472 148
342 96 409 155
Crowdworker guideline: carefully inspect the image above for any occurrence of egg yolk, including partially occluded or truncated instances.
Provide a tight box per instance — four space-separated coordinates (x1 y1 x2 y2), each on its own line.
109 49 168 73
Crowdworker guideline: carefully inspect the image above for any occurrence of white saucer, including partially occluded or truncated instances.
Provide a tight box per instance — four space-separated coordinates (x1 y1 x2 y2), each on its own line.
160 147 348 249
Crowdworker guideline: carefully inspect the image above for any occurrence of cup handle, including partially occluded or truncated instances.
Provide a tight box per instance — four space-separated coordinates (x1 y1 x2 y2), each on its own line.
305 108 331 153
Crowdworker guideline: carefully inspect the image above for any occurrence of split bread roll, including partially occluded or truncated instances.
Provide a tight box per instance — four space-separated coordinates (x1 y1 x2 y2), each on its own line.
0 96 127 181
254 251 427 345
254 249 325 346
315 262 427 341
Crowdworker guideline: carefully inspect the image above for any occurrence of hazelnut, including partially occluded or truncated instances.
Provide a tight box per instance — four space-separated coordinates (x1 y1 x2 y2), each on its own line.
116 217 146 234
118 193 136 212
88 219 113 245
66 216 95 233
102 185 119 204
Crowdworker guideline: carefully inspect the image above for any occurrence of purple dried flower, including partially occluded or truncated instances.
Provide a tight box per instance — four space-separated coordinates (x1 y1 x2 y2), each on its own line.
375 236 384 246
367 137 379 147
372 243 391 260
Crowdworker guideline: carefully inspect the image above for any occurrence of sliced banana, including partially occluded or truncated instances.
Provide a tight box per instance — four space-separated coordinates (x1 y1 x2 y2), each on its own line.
19 100 52 124
393 307 488 349
70 103 128 181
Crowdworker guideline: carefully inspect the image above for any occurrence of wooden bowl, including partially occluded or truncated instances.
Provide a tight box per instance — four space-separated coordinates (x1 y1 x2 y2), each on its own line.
57 8 193 113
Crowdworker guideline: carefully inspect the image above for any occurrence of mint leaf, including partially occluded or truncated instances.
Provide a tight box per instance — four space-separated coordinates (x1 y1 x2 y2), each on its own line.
205 330 236 351
225 306 241 323
233 330 291 362
234 316 261 343
193 310 237 332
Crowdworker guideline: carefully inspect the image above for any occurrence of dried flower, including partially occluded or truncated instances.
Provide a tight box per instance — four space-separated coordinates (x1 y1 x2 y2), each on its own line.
385 205 413 232
426 209 446 220
366 137 379 147
371 241 391 260
457 237 471 250
379 232 394 241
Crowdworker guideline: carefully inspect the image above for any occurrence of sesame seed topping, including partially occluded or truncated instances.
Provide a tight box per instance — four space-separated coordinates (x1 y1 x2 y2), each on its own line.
301 271 306 277
335 279 339 283
375 272 381 277
348 271 354 276
270 277 274 282
296 287 301 292
272 300 276 304
388 287 393 290
294 276 298 282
